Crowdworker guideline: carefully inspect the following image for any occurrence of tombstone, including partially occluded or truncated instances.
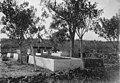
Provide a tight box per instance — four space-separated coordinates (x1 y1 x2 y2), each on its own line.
27 49 31 55
10 53 14 58
33 46 52 56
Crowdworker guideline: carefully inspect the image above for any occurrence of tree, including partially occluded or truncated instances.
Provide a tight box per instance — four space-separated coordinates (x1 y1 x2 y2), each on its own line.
119 9 120 55
49 28 68 51
41 0 102 57
0 0 44 71
93 15 119 53
74 1 102 58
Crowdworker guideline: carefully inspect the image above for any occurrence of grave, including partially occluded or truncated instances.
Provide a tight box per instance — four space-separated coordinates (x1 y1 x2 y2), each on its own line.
2 45 84 71
28 46 84 71
1 46 19 60
33 46 52 56
29 55 84 71
7 53 18 60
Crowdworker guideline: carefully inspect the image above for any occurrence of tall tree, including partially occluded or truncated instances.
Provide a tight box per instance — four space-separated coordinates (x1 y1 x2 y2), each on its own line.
93 15 119 53
74 1 102 58
41 0 102 57
119 9 120 56
0 0 44 70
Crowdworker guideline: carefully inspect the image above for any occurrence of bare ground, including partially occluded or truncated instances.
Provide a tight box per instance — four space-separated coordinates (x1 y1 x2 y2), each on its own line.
0 58 119 83
0 58 52 78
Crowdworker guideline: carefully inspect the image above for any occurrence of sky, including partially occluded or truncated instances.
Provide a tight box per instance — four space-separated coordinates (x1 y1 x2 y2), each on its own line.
0 0 120 41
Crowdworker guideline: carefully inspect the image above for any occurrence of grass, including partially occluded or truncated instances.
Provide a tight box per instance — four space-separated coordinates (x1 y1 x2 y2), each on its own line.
0 58 52 78
0 56 119 83
104 63 120 83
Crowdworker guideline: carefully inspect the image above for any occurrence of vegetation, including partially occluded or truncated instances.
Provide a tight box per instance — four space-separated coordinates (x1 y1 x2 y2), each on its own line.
0 0 119 82
0 59 119 83
49 28 68 51
41 0 102 57
0 0 45 71
1 38 119 64
93 15 119 52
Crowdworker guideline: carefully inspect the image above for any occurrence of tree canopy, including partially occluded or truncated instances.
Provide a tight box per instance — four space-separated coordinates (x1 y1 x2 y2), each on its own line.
93 15 119 52
49 28 68 51
0 0 41 40
94 15 119 41
41 0 102 57
0 0 44 66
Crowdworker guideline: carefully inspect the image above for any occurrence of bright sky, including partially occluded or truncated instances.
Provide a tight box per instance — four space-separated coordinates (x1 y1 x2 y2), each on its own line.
0 0 120 41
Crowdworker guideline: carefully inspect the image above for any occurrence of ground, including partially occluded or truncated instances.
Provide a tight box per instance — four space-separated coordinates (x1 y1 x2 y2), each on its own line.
0 58 52 78
0 58 119 83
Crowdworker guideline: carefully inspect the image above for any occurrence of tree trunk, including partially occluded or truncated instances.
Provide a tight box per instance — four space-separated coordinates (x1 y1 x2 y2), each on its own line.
30 43 37 71
70 35 74 57
118 9 120 58
18 39 23 64
18 29 24 64
80 37 83 59
19 44 23 64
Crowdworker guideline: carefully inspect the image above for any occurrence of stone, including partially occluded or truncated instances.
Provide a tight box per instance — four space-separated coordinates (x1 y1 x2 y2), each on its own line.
28 55 84 71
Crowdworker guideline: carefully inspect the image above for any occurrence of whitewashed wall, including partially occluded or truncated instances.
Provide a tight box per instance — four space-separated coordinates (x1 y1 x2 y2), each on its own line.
29 55 54 71
52 51 70 57
13 53 18 60
7 53 18 60
29 55 84 71
52 51 62 56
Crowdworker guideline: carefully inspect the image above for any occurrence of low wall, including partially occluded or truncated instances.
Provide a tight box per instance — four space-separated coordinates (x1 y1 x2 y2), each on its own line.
29 55 84 71
52 51 69 57
7 53 19 60
3 53 84 71
29 55 54 71
52 52 62 56
54 58 84 71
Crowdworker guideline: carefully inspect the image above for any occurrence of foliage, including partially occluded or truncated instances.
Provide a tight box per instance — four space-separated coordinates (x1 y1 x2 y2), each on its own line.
41 0 102 57
49 28 68 51
2 38 118 57
93 15 119 51
0 0 44 68
0 0 40 39
73 0 102 59
75 0 102 39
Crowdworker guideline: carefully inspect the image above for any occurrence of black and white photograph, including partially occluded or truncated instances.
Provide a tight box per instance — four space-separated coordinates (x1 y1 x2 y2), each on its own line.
0 0 120 83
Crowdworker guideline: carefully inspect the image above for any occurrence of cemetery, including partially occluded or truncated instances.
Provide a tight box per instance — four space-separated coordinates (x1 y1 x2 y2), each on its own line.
0 0 120 82
29 55 84 71
0 45 119 83
2 46 84 71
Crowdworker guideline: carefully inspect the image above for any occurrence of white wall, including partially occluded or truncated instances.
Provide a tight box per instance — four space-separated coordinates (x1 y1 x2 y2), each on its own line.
7 53 18 60
29 55 84 71
54 58 84 71
52 51 62 56
13 53 18 60
54 59 71 71
52 51 70 57
29 56 54 71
